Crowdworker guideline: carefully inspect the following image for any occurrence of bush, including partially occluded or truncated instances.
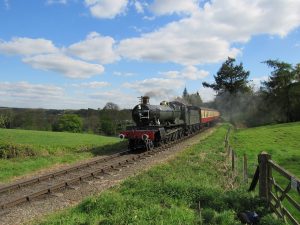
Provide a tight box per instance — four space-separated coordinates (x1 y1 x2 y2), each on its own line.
53 114 83 133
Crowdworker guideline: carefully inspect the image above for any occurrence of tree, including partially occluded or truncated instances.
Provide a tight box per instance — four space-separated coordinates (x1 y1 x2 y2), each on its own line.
202 57 250 122
261 60 297 122
202 57 250 95
188 92 203 107
177 88 203 106
295 63 300 82
100 119 117 136
103 102 119 111
54 114 83 133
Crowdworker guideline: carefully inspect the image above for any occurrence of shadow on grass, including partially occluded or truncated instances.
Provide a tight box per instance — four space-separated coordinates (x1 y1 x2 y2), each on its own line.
86 141 128 156
0 140 129 160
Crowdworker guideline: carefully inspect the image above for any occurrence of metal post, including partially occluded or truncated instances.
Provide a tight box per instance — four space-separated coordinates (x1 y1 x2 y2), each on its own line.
258 152 271 201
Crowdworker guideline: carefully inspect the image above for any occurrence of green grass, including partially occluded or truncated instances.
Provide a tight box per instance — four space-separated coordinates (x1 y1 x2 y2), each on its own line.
230 122 300 177
0 128 124 182
230 122 300 223
36 125 282 225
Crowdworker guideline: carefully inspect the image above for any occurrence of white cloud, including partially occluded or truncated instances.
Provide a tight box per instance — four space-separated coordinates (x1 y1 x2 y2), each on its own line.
0 81 63 97
118 0 300 66
67 32 119 64
150 0 199 15
197 87 216 102
22 54 104 79
0 81 134 109
46 0 67 4
0 37 58 56
117 21 240 65
163 66 209 80
250 76 268 91
0 81 66 108
84 0 128 19
123 78 185 101
89 90 136 108
71 81 110 88
133 0 145 13
113 71 135 77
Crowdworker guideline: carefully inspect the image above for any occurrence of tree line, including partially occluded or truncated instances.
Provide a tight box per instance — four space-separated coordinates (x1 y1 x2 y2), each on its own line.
0 104 132 136
202 57 300 127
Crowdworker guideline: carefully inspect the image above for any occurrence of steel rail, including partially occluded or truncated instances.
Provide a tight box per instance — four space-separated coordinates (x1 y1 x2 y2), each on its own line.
0 127 207 211
0 149 130 194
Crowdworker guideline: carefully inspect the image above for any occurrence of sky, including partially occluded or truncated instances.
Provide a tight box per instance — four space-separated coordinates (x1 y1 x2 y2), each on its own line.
0 0 300 109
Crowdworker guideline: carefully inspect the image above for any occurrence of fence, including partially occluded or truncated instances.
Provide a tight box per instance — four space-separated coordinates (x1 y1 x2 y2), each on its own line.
249 152 300 225
224 127 249 182
224 127 300 225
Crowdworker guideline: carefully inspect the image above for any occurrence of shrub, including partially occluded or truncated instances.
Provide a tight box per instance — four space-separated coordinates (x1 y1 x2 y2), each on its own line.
53 114 83 133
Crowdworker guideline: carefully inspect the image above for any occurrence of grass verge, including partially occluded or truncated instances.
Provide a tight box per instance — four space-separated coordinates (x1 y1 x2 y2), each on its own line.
36 125 283 225
0 128 124 183
230 122 300 223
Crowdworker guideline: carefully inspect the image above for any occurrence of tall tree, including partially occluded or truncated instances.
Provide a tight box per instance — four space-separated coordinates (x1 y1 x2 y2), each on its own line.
202 57 250 95
295 63 300 82
261 60 296 122
202 57 250 121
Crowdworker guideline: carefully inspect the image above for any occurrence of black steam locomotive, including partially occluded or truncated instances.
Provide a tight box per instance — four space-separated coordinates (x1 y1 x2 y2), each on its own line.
120 96 219 150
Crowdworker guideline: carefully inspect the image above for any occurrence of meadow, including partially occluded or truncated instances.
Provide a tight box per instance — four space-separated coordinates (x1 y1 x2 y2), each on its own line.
0 128 124 182
230 122 300 178
230 122 300 223
36 125 281 225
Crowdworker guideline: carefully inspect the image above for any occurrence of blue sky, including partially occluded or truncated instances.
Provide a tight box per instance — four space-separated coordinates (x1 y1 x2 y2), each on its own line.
0 0 300 109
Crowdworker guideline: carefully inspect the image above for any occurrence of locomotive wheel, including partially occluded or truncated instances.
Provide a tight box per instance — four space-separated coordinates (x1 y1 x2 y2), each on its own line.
145 139 154 151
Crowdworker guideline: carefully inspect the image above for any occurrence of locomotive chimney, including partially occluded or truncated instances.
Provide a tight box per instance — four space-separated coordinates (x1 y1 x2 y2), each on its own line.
142 96 150 105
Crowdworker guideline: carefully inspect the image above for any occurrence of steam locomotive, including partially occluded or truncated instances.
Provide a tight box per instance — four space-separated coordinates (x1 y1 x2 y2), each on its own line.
119 96 220 150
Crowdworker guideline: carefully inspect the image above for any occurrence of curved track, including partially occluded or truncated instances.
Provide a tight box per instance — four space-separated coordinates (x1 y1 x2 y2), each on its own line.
0 127 207 211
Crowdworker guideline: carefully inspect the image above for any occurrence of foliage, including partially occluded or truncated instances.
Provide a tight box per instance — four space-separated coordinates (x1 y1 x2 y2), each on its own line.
100 119 117 136
202 57 251 123
0 128 123 182
37 125 281 225
53 114 83 133
202 57 250 95
0 104 132 136
261 60 299 122
103 102 120 111
177 88 203 107
201 58 300 127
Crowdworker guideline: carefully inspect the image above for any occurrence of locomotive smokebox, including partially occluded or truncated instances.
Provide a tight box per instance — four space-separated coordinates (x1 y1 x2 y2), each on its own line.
142 96 150 105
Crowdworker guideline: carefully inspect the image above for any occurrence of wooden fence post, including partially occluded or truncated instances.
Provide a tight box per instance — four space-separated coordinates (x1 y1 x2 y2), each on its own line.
232 149 235 171
243 154 248 183
258 152 271 201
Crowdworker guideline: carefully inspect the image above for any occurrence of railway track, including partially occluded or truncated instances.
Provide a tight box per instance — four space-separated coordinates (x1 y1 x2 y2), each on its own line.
0 128 206 211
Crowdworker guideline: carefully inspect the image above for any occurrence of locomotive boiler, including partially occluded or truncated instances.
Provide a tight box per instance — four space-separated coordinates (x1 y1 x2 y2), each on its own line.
120 96 219 150
131 96 183 126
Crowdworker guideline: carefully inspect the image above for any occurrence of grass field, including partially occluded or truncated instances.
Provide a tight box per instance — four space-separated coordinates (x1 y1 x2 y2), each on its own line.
36 125 282 225
230 122 300 223
0 128 124 182
230 122 300 178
